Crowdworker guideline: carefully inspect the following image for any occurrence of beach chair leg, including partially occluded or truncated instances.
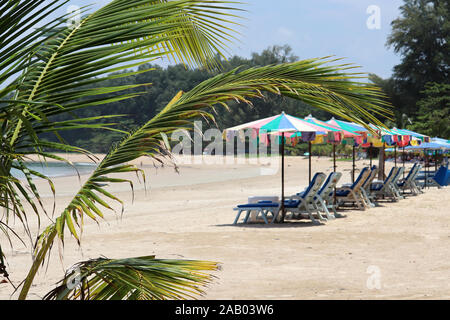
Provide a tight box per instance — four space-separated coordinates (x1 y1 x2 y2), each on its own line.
260 210 269 224
233 210 243 224
270 210 279 224
318 197 334 220
361 189 375 208
243 210 252 223
351 191 365 211
306 204 326 222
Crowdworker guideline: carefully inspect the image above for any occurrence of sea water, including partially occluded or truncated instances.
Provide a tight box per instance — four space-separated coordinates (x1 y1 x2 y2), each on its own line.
11 161 97 179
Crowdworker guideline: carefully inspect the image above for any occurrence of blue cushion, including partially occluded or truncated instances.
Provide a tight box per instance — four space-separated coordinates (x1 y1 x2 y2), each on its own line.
384 167 396 184
403 163 417 181
362 166 377 185
284 200 301 208
370 184 382 191
335 190 350 197
433 166 449 186
301 173 322 198
237 203 279 208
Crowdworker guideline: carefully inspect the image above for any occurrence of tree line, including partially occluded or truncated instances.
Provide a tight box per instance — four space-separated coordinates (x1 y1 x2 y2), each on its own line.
49 0 449 153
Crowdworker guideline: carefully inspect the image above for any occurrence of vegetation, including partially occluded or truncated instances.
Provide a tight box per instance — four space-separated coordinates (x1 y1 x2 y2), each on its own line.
1 0 392 300
371 0 449 138
49 45 338 152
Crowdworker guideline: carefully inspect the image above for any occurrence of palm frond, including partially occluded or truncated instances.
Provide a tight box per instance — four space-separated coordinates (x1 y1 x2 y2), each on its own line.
9 0 242 147
1 0 242 266
0 0 70 99
43 256 219 300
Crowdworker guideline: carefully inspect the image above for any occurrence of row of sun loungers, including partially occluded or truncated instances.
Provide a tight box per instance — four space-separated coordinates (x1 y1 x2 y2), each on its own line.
233 162 440 224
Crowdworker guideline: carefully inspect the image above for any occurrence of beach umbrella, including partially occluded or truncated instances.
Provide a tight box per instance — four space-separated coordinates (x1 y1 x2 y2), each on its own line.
326 118 369 183
304 115 360 174
287 116 352 182
432 137 450 145
405 142 450 150
404 141 449 188
224 112 324 222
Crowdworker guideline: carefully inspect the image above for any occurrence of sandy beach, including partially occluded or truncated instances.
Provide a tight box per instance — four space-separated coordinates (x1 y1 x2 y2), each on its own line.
1 154 449 300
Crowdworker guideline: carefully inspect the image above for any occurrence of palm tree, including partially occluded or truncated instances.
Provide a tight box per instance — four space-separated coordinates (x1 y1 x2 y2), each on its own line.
1 0 392 300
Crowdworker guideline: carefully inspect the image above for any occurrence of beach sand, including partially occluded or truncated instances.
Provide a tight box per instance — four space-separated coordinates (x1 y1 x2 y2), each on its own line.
1 154 449 300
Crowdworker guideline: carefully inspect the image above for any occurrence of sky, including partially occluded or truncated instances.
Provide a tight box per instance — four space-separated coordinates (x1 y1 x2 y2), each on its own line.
50 0 405 79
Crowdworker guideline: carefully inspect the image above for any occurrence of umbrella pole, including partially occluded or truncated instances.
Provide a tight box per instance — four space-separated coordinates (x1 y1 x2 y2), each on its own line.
394 145 397 167
403 146 406 179
333 144 337 173
435 150 438 171
425 151 428 189
369 144 373 168
280 132 285 222
309 142 312 184
352 145 356 183
383 143 386 179
333 144 337 205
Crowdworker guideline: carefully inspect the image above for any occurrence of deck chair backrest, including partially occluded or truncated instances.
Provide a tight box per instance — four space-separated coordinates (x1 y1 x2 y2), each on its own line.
403 163 417 182
302 172 326 199
362 166 378 189
318 172 342 200
350 167 370 190
393 167 404 184
412 164 422 180
384 167 398 185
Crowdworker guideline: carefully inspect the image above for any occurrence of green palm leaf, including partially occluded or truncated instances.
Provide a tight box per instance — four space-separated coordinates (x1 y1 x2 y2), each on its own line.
43 256 219 300
1 0 242 266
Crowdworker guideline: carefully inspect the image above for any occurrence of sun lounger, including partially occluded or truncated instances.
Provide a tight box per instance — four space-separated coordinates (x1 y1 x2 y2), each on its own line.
361 165 378 207
335 167 371 210
312 172 342 219
424 165 449 188
397 163 421 195
232 172 327 224
370 167 400 201
233 201 279 224
285 172 327 222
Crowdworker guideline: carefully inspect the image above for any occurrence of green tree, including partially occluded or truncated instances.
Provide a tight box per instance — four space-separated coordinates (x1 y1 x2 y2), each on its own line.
386 0 449 109
409 82 450 138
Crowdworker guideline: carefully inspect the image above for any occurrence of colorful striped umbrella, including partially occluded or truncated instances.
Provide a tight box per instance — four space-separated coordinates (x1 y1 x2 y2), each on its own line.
260 112 327 133
327 117 369 134
326 118 370 183
305 115 360 138
225 112 326 223
304 115 361 176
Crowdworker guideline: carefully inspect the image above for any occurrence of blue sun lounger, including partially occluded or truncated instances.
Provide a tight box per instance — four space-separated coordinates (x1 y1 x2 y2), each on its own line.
233 172 326 224
424 165 450 188
397 163 422 195
370 167 401 201
285 172 327 222
335 167 371 210
232 201 280 224
361 165 379 207
311 172 342 219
